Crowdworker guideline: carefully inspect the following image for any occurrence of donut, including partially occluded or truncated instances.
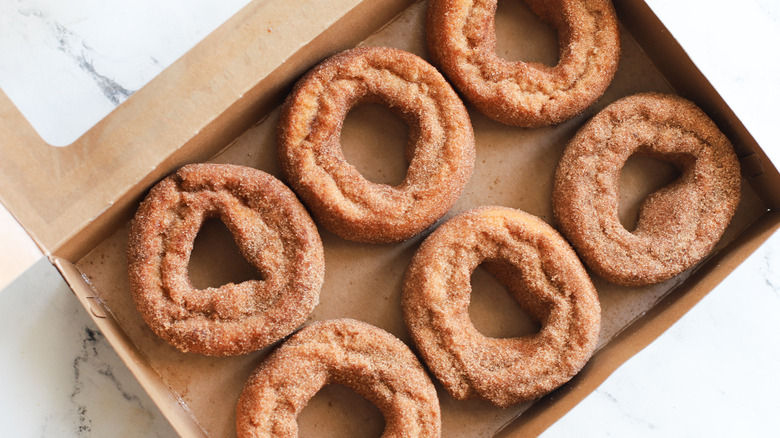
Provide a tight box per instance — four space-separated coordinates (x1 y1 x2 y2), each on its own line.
236 319 441 437
127 163 325 356
402 206 600 407
552 93 741 286
427 0 621 127
277 46 475 243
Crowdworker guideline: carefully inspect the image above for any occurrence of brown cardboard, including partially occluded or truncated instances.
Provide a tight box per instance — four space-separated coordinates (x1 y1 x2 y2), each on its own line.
54 258 207 436
0 0 415 261
0 0 777 436
612 0 780 210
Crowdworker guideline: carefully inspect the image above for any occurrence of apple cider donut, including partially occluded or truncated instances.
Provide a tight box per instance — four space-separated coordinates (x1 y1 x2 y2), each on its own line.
402 206 600 407
553 93 741 286
278 46 475 243
236 319 441 437
127 163 325 356
427 0 621 127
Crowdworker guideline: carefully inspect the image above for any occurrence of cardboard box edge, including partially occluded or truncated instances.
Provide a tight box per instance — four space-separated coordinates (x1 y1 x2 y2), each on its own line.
52 257 210 437
495 211 780 436
9 0 780 435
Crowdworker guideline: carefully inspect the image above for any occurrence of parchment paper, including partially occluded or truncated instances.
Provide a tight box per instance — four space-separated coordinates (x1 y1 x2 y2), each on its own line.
76 2 767 436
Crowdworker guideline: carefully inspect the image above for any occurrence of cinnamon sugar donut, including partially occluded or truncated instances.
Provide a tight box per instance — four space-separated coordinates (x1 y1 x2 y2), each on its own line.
553 93 741 286
278 46 475 243
427 0 621 127
127 163 325 356
236 319 441 437
402 206 600 407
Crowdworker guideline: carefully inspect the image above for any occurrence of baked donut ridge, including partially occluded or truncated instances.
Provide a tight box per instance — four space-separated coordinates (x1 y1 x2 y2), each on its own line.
427 0 621 127
236 319 441 437
278 46 475 243
552 92 742 286
127 163 325 356
402 206 600 407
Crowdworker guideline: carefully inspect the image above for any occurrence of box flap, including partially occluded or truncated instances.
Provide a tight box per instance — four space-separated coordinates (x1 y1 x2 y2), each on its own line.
0 0 401 258
5 0 779 435
52 256 209 436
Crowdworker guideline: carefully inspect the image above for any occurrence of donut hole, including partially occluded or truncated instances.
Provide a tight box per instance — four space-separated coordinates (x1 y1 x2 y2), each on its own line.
297 383 385 438
188 218 263 289
340 103 410 186
618 154 682 232
469 265 542 338
495 0 559 66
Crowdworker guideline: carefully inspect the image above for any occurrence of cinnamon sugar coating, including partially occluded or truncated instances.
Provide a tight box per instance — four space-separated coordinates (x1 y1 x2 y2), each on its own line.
402 207 600 407
277 46 475 243
553 93 741 286
236 319 441 437
127 164 325 356
427 0 620 127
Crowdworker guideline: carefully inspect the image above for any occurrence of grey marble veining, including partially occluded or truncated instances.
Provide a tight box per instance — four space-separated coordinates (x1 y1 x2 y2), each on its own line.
0 0 250 146
0 259 175 437
43 16 136 106
759 243 779 294
0 0 779 436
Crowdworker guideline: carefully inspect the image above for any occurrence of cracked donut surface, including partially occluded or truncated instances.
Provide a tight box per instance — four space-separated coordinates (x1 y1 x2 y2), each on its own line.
402 206 600 407
553 93 741 286
127 163 324 356
236 319 441 438
278 46 475 243
427 0 620 127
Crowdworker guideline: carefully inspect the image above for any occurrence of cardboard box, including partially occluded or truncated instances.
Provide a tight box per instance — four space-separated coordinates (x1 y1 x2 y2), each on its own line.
1 0 778 436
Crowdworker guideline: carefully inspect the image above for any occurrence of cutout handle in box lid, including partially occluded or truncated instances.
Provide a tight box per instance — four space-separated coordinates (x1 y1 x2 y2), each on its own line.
0 0 387 260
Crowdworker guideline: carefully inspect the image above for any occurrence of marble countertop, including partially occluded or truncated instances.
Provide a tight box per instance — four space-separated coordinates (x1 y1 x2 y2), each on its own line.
1 0 779 436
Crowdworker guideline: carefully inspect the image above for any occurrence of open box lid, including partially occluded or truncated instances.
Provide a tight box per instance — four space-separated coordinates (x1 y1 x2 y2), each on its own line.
0 0 414 261
1 0 778 266
2 0 779 436
1 0 778 263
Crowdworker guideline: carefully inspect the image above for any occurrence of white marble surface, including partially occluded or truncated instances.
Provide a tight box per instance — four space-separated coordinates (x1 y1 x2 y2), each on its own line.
543 237 780 437
0 0 779 436
0 259 176 437
0 0 250 146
